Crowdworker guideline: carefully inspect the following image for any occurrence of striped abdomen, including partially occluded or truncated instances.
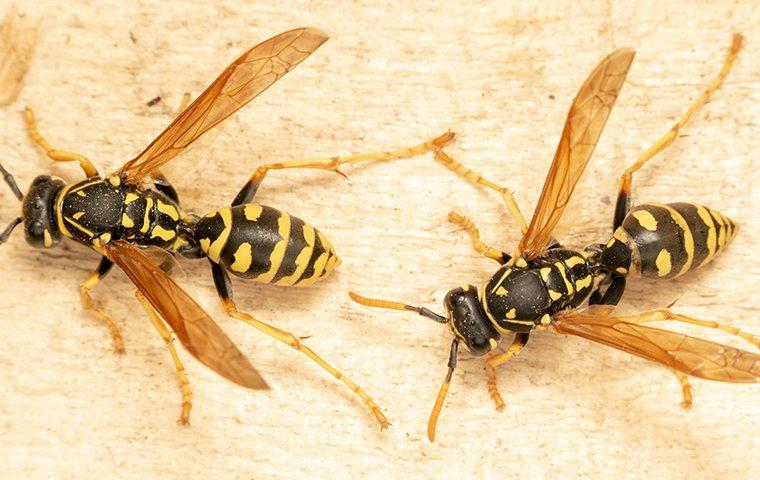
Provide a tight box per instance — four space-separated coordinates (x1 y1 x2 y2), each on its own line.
601 202 738 279
194 204 340 287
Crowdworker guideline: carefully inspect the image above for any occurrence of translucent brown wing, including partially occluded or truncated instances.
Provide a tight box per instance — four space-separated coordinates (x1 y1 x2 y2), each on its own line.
517 48 635 259
105 240 268 390
552 307 760 383
117 27 329 184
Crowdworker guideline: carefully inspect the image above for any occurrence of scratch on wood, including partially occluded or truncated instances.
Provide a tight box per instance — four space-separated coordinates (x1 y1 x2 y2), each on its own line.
0 6 38 106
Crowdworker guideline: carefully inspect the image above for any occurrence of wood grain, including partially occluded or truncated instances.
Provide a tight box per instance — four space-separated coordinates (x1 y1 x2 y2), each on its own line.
0 1 757 478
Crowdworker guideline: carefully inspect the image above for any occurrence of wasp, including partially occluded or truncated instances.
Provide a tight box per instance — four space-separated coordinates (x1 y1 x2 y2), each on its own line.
0 27 453 427
350 34 759 441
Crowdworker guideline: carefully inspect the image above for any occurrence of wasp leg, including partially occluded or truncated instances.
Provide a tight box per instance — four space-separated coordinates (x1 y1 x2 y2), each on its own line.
485 333 529 411
211 262 390 429
619 308 760 350
613 34 742 230
434 149 528 235
232 132 455 205
23 107 99 177
135 290 193 424
447 211 510 263
589 275 626 306
672 369 693 409
79 257 125 354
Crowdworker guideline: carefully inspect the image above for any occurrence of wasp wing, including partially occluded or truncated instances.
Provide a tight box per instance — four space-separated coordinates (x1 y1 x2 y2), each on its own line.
517 48 634 259
117 27 329 184
552 307 760 383
105 240 268 390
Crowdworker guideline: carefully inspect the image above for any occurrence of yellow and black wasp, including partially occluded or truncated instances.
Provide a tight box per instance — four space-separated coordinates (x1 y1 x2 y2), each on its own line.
0 27 452 427
351 34 759 441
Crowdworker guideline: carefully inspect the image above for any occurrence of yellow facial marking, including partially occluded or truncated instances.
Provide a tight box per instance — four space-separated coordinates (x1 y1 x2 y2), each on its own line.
495 286 508 297
72 212 85 220
244 204 263 222
107 175 120 187
540 267 552 282
125 193 139 204
548 289 563 301
633 210 657 231
157 200 180 221
150 225 176 241
140 198 154 234
656 203 694 277
121 213 135 229
230 242 253 273
43 229 53 247
207 208 232 263
575 275 593 291
656 249 672 277
256 213 291 283
565 256 585 268
505 308 516 319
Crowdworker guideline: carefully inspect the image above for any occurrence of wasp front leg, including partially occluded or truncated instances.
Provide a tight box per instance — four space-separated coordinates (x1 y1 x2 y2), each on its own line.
211 262 390 430
23 108 99 177
485 333 529 411
434 149 528 234
79 257 125 354
447 211 510 263
232 132 454 205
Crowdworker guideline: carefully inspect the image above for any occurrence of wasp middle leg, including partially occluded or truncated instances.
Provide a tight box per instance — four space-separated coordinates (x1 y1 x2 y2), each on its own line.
79 257 125 354
485 333 529 411
135 290 192 424
23 108 99 177
211 262 390 429
232 132 455 205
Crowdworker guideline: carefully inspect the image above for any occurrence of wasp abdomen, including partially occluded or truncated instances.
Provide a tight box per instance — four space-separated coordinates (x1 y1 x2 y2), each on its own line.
602 202 737 279
195 204 340 286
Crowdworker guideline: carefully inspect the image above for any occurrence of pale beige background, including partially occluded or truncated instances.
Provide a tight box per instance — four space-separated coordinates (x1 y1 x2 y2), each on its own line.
1 1 758 479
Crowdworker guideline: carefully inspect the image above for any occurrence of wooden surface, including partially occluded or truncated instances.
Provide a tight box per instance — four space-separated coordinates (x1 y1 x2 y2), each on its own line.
1 1 758 478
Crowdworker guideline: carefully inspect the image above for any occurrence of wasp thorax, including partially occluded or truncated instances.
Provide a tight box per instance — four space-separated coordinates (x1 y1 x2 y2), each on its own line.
22 175 65 248
444 285 501 356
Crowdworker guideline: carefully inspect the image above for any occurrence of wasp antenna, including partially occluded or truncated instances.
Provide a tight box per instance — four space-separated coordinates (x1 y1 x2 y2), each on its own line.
349 291 447 323
427 338 459 442
0 217 22 245
0 163 23 200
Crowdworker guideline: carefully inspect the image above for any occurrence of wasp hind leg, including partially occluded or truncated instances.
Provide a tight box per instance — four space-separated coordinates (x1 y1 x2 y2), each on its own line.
485 333 529 411
434 149 528 234
613 34 742 230
135 290 193 424
211 262 390 429
79 257 125 354
672 369 693 409
232 132 455 205
23 108 99 177
447 211 510 263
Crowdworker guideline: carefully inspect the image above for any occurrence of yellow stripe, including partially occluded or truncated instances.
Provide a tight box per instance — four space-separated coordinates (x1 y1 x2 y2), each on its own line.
140 198 154 234
298 230 332 287
654 203 694 277
65 216 94 237
121 213 135 229
69 179 99 194
555 262 573 295
150 225 176 241
277 224 315 286
695 205 717 267
490 268 512 296
55 184 73 239
575 275 593 290
206 208 232 263
256 213 291 283
156 200 180 221
632 209 657 231
244 204 263 221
